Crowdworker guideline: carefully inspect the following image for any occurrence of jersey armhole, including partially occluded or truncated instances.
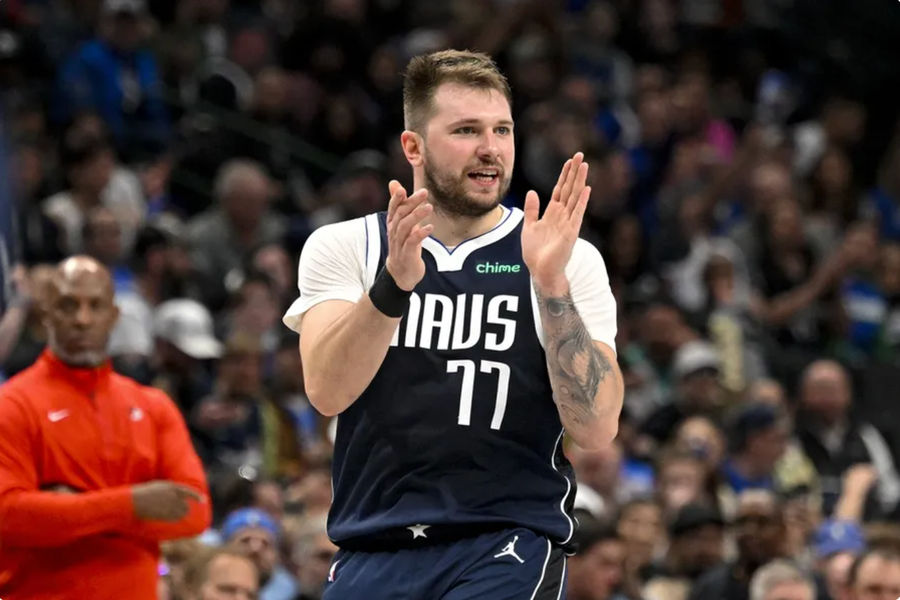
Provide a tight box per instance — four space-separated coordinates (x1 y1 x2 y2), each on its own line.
364 213 381 289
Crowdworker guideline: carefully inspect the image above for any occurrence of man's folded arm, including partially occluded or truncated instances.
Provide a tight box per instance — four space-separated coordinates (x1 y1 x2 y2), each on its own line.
0 392 138 547
0 487 138 547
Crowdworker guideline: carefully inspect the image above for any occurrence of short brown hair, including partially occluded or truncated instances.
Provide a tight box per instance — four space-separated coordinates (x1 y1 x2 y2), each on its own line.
182 546 258 594
402 49 512 132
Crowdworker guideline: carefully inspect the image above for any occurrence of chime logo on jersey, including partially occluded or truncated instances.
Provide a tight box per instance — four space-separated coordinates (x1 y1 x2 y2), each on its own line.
389 292 519 351
475 261 522 274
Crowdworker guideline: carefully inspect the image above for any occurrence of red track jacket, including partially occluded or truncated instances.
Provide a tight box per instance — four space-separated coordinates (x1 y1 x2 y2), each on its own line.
0 350 212 599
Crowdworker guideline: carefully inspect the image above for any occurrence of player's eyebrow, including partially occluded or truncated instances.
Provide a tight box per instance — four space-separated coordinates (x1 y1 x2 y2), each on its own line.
447 118 514 128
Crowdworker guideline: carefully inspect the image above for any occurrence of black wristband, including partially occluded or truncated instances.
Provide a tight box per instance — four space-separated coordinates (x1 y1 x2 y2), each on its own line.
369 266 412 317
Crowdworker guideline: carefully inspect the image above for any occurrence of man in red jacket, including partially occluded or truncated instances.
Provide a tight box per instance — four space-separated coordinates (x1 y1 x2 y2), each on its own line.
0 255 212 599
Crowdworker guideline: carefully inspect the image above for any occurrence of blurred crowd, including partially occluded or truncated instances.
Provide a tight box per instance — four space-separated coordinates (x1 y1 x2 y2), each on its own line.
3 0 900 599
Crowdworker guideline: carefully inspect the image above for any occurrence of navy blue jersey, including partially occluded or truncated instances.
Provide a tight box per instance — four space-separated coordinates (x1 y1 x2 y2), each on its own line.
327 208 577 545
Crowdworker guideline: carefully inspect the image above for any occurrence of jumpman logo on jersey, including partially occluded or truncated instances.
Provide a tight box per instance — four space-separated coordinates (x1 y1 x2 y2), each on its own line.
493 535 524 563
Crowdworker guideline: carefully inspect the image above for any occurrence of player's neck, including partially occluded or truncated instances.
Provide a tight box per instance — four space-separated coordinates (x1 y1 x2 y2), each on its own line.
425 205 505 249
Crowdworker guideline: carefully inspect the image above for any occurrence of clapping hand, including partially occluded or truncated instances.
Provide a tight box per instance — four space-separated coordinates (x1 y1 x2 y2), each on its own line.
385 180 433 291
522 152 591 291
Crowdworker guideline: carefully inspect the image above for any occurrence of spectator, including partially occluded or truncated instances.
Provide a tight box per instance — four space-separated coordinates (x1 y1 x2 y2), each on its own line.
744 379 821 500
149 298 222 412
670 72 737 166
672 415 728 472
625 301 694 421
183 546 260 600
66 111 148 248
253 479 285 523
42 133 115 254
835 222 884 361
221 507 299 600
721 403 789 495
268 334 323 456
53 0 171 158
689 489 787 600
0 263 55 376
846 548 900 600
616 497 665 592
729 160 796 284
701 250 769 392
749 560 816 600
568 510 629 600
193 333 305 480
247 242 297 313
161 538 207 600
0 265 31 371
188 159 285 309
82 205 130 283
0 256 211 598
656 449 715 517
641 340 727 447
226 270 282 354
812 519 867 600
107 222 206 372
309 149 391 228
9 139 64 264
795 360 900 518
807 147 863 255
284 463 333 519
643 503 726 600
288 512 338 600
569 441 626 519
793 95 866 179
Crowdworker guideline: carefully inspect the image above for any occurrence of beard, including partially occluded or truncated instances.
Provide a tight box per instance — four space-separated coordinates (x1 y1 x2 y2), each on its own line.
423 151 511 218
47 330 108 367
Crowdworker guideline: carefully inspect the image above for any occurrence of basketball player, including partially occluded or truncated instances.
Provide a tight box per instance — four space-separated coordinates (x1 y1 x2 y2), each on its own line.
283 50 623 599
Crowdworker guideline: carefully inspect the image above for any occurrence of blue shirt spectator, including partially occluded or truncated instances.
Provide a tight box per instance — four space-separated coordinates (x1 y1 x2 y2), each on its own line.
52 0 170 159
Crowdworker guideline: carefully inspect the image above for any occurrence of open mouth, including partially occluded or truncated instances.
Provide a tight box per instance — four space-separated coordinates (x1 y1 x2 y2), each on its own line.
467 168 500 185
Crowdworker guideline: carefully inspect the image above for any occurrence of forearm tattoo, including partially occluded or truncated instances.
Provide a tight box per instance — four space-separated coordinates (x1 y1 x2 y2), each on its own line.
538 292 613 425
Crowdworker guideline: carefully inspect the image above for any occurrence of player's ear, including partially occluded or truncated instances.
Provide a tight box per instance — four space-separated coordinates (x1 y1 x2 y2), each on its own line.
401 130 425 168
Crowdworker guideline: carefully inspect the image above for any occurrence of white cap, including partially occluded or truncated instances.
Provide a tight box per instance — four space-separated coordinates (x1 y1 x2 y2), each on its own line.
672 340 721 379
154 299 223 359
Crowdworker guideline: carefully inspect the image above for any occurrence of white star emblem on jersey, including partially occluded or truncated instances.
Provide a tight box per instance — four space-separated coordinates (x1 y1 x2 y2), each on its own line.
407 524 430 539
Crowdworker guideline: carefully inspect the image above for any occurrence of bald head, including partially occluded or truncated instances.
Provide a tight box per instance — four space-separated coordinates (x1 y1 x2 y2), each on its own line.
803 359 848 382
55 256 115 292
800 360 851 425
46 256 118 367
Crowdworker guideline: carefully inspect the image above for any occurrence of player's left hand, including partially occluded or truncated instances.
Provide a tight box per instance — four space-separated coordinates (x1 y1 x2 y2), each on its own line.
521 152 590 291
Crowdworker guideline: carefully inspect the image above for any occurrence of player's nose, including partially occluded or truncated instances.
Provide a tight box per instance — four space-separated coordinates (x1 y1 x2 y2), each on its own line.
476 134 500 163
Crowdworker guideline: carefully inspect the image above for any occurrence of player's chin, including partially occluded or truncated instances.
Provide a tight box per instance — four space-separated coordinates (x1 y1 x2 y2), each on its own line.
463 191 502 212
465 180 504 202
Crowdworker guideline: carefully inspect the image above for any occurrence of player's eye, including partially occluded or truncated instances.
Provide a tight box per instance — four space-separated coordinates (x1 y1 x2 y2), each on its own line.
454 126 476 135
495 126 511 135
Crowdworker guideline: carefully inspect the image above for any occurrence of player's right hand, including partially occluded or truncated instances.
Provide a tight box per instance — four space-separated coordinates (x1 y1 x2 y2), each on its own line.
131 480 204 522
385 180 433 291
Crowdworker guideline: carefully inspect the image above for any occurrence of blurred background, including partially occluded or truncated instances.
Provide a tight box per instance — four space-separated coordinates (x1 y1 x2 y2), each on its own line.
3 0 900 599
